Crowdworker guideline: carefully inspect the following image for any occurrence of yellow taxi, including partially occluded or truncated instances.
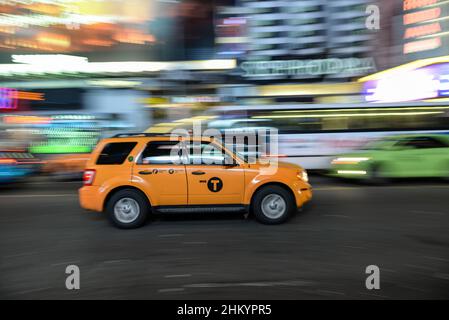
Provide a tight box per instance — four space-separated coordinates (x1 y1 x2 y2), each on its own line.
79 133 312 229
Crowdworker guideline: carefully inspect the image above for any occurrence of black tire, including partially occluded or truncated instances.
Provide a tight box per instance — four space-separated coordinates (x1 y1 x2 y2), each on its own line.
366 163 388 185
442 163 449 182
106 189 150 229
251 185 295 225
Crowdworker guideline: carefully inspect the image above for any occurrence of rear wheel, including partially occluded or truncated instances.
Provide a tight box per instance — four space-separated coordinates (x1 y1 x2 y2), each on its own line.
106 189 149 229
252 185 295 225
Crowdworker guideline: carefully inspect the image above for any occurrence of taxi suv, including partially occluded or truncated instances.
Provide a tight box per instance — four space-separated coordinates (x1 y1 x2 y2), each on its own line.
79 133 312 229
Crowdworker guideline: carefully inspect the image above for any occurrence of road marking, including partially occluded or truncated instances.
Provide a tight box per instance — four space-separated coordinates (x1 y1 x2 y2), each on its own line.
182 241 208 245
158 234 184 238
102 259 132 264
4 251 40 259
322 214 350 218
314 185 449 191
0 194 75 198
423 256 449 262
411 210 445 216
158 288 185 293
27 181 81 185
184 280 316 288
433 273 449 280
405 264 435 271
10 287 54 296
314 187 359 191
164 274 192 278
315 289 345 296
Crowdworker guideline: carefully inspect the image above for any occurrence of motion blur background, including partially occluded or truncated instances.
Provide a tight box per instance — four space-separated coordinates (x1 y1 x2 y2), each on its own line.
0 0 448 179
2 0 449 300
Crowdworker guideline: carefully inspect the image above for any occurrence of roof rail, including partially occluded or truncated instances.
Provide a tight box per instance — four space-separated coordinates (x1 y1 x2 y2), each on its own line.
112 133 173 138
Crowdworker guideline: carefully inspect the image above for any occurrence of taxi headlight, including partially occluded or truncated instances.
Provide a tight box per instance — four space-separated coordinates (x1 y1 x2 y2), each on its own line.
298 170 309 182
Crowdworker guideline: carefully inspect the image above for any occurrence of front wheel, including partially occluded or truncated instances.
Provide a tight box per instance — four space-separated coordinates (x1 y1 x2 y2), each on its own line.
366 163 389 185
252 185 295 225
106 189 149 229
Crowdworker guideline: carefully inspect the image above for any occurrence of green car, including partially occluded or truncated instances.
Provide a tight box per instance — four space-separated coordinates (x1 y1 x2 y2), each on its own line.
330 134 449 182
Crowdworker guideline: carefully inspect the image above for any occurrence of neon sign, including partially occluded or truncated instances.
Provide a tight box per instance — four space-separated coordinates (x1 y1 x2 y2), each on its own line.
0 88 18 110
402 0 447 55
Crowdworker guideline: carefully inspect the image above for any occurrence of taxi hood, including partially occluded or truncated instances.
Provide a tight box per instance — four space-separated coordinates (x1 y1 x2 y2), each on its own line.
250 159 304 172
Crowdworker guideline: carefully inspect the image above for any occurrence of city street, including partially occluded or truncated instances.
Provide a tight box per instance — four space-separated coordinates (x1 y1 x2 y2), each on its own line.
0 176 448 300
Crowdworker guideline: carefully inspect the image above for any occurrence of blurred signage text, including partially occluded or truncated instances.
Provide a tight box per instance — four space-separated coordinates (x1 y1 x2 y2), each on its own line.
241 58 377 79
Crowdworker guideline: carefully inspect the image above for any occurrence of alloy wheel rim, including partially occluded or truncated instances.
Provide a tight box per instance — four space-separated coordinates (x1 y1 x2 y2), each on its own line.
114 198 140 223
261 194 286 219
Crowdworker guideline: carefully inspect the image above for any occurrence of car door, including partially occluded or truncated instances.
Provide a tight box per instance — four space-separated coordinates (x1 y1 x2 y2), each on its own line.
134 140 187 206
390 138 427 177
408 136 449 177
392 137 445 177
184 140 245 205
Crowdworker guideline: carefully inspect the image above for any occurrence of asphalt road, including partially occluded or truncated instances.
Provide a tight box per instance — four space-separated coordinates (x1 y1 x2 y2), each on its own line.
0 176 449 300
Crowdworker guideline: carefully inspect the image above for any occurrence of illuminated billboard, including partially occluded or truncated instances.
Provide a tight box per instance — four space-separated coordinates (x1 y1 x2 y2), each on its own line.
0 0 155 57
0 0 218 62
400 0 449 63
363 62 449 102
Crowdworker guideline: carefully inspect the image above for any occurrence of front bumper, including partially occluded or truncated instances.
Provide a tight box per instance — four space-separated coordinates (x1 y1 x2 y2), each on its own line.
293 181 312 207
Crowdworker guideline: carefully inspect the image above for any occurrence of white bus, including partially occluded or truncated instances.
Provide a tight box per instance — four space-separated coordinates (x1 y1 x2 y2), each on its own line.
209 102 449 169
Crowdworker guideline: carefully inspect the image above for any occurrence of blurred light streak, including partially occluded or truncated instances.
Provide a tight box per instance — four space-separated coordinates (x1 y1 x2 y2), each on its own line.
273 106 449 113
337 170 367 175
404 37 441 54
252 112 444 119
14 91 44 101
3 115 51 125
403 0 438 11
0 59 236 76
0 159 17 165
332 157 371 165
403 8 441 25
36 33 71 48
12 54 88 65
259 83 362 97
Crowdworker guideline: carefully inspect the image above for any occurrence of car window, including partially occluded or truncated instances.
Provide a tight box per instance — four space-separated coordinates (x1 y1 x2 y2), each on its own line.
398 137 448 149
138 141 181 165
96 142 137 165
186 142 228 165
419 137 449 148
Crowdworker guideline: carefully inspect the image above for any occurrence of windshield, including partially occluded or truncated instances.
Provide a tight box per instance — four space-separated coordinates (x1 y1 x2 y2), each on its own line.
360 138 397 150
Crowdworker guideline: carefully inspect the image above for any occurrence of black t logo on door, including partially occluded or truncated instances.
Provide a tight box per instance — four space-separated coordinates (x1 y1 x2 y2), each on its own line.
207 177 223 192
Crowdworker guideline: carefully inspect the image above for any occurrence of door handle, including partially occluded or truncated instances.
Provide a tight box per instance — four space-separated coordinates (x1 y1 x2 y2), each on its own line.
192 171 205 175
138 171 152 175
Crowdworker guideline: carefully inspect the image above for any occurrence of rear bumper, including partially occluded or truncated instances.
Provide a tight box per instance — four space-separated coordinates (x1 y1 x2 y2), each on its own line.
79 186 103 212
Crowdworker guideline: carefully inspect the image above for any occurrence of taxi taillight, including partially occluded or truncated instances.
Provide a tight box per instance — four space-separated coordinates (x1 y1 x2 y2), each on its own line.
83 169 96 186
